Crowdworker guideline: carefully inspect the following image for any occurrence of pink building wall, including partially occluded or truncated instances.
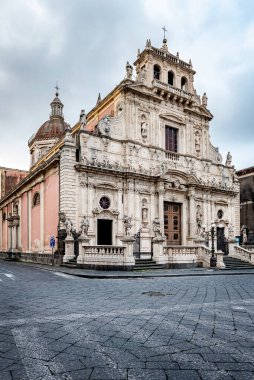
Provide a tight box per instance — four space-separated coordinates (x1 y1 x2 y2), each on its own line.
21 193 28 251
31 185 40 251
0 167 59 253
2 207 8 250
44 171 59 251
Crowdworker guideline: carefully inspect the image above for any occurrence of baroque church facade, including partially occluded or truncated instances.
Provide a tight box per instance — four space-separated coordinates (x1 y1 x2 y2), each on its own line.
0 38 240 269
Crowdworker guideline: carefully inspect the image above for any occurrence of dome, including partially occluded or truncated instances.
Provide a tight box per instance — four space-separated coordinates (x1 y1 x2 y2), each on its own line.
29 91 69 147
32 118 68 143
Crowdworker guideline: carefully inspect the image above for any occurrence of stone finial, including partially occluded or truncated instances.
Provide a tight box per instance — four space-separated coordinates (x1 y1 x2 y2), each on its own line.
79 109 87 128
96 93 101 105
189 59 192 68
176 52 179 58
137 48 141 58
202 92 208 107
126 61 133 80
145 39 152 49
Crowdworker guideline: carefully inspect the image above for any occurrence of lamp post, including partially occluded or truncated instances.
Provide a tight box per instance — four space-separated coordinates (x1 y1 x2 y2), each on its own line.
210 222 217 267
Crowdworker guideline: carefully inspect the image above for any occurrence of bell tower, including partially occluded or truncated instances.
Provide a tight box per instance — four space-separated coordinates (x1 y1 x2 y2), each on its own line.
133 36 196 95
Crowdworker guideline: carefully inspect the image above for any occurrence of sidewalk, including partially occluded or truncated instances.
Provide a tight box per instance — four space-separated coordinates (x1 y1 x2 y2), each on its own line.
3 260 254 279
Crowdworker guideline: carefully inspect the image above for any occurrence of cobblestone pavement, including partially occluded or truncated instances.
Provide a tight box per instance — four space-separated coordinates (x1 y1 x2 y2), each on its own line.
0 262 254 380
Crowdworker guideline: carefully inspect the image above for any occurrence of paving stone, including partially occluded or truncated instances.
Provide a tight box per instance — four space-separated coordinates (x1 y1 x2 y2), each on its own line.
1 262 254 379
165 369 201 379
90 367 127 379
128 368 166 379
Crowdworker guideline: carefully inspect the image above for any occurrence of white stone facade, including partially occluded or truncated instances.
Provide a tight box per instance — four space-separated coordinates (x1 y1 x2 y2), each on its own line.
60 39 239 269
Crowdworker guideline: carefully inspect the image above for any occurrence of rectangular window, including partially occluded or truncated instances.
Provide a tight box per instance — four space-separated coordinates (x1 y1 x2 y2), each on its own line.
165 126 178 152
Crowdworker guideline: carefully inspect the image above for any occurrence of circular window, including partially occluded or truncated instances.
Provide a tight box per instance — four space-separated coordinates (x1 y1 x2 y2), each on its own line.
99 196 110 210
217 209 223 219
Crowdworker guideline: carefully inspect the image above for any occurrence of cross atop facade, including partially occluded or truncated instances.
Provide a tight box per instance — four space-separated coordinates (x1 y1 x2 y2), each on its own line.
162 26 167 40
54 82 59 96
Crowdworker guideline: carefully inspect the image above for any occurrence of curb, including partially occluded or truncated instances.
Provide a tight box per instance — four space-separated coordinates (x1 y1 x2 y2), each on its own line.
2 260 254 279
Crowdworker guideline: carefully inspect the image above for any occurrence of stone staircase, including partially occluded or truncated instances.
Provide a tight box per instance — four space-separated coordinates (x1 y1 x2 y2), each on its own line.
222 256 254 270
61 257 78 268
132 259 164 271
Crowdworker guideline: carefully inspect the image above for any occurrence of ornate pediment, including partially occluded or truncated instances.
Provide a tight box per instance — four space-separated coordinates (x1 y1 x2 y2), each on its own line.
159 113 185 125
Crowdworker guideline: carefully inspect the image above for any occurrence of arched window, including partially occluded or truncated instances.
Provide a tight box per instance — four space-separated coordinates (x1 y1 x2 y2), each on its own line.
153 65 161 80
181 77 188 91
33 192 40 207
168 71 174 86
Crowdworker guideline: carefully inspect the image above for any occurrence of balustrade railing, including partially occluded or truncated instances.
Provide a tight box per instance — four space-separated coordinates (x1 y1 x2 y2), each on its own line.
232 246 253 263
152 79 193 101
165 151 180 161
82 246 125 256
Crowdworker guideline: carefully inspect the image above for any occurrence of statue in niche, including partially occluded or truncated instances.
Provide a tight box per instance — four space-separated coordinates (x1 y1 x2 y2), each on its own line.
153 217 162 237
122 215 132 236
80 216 89 237
225 152 232 166
196 205 203 235
126 61 133 80
141 121 148 140
141 199 148 225
79 109 87 128
194 131 201 156
65 218 73 237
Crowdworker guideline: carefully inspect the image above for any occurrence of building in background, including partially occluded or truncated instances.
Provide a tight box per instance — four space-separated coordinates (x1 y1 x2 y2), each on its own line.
0 37 240 269
0 167 28 199
236 166 254 244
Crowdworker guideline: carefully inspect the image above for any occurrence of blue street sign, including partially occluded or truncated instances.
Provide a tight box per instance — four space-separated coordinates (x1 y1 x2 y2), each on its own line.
50 236 55 248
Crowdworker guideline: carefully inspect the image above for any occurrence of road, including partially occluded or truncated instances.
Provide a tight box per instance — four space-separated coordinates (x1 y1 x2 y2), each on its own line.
0 261 254 380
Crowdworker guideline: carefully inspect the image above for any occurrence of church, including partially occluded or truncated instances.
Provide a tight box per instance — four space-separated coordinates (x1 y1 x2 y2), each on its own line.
0 37 240 270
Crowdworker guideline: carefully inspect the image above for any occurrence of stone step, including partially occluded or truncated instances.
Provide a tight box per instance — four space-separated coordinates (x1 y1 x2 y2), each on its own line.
61 263 78 268
132 265 164 271
222 256 254 270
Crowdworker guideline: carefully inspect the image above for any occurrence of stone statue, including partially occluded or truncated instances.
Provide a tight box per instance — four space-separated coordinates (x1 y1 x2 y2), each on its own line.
80 216 89 237
241 225 248 244
225 152 232 166
79 109 87 128
140 66 147 82
141 199 148 226
59 212 66 228
202 92 208 107
122 215 132 236
126 61 133 80
153 217 162 237
196 205 203 235
65 218 73 237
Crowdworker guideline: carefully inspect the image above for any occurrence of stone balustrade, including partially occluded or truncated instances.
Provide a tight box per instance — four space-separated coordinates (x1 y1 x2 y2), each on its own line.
82 245 125 257
152 79 193 102
231 245 254 264
165 151 180 161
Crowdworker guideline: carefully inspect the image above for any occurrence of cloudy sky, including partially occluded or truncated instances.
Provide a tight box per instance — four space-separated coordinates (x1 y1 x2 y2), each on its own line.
0 0 254 171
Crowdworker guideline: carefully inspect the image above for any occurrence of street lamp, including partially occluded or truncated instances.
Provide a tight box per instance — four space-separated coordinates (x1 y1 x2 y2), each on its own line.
210 222 217 267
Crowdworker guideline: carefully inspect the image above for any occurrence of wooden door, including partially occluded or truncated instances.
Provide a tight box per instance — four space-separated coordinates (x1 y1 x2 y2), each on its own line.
164 202 181 245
